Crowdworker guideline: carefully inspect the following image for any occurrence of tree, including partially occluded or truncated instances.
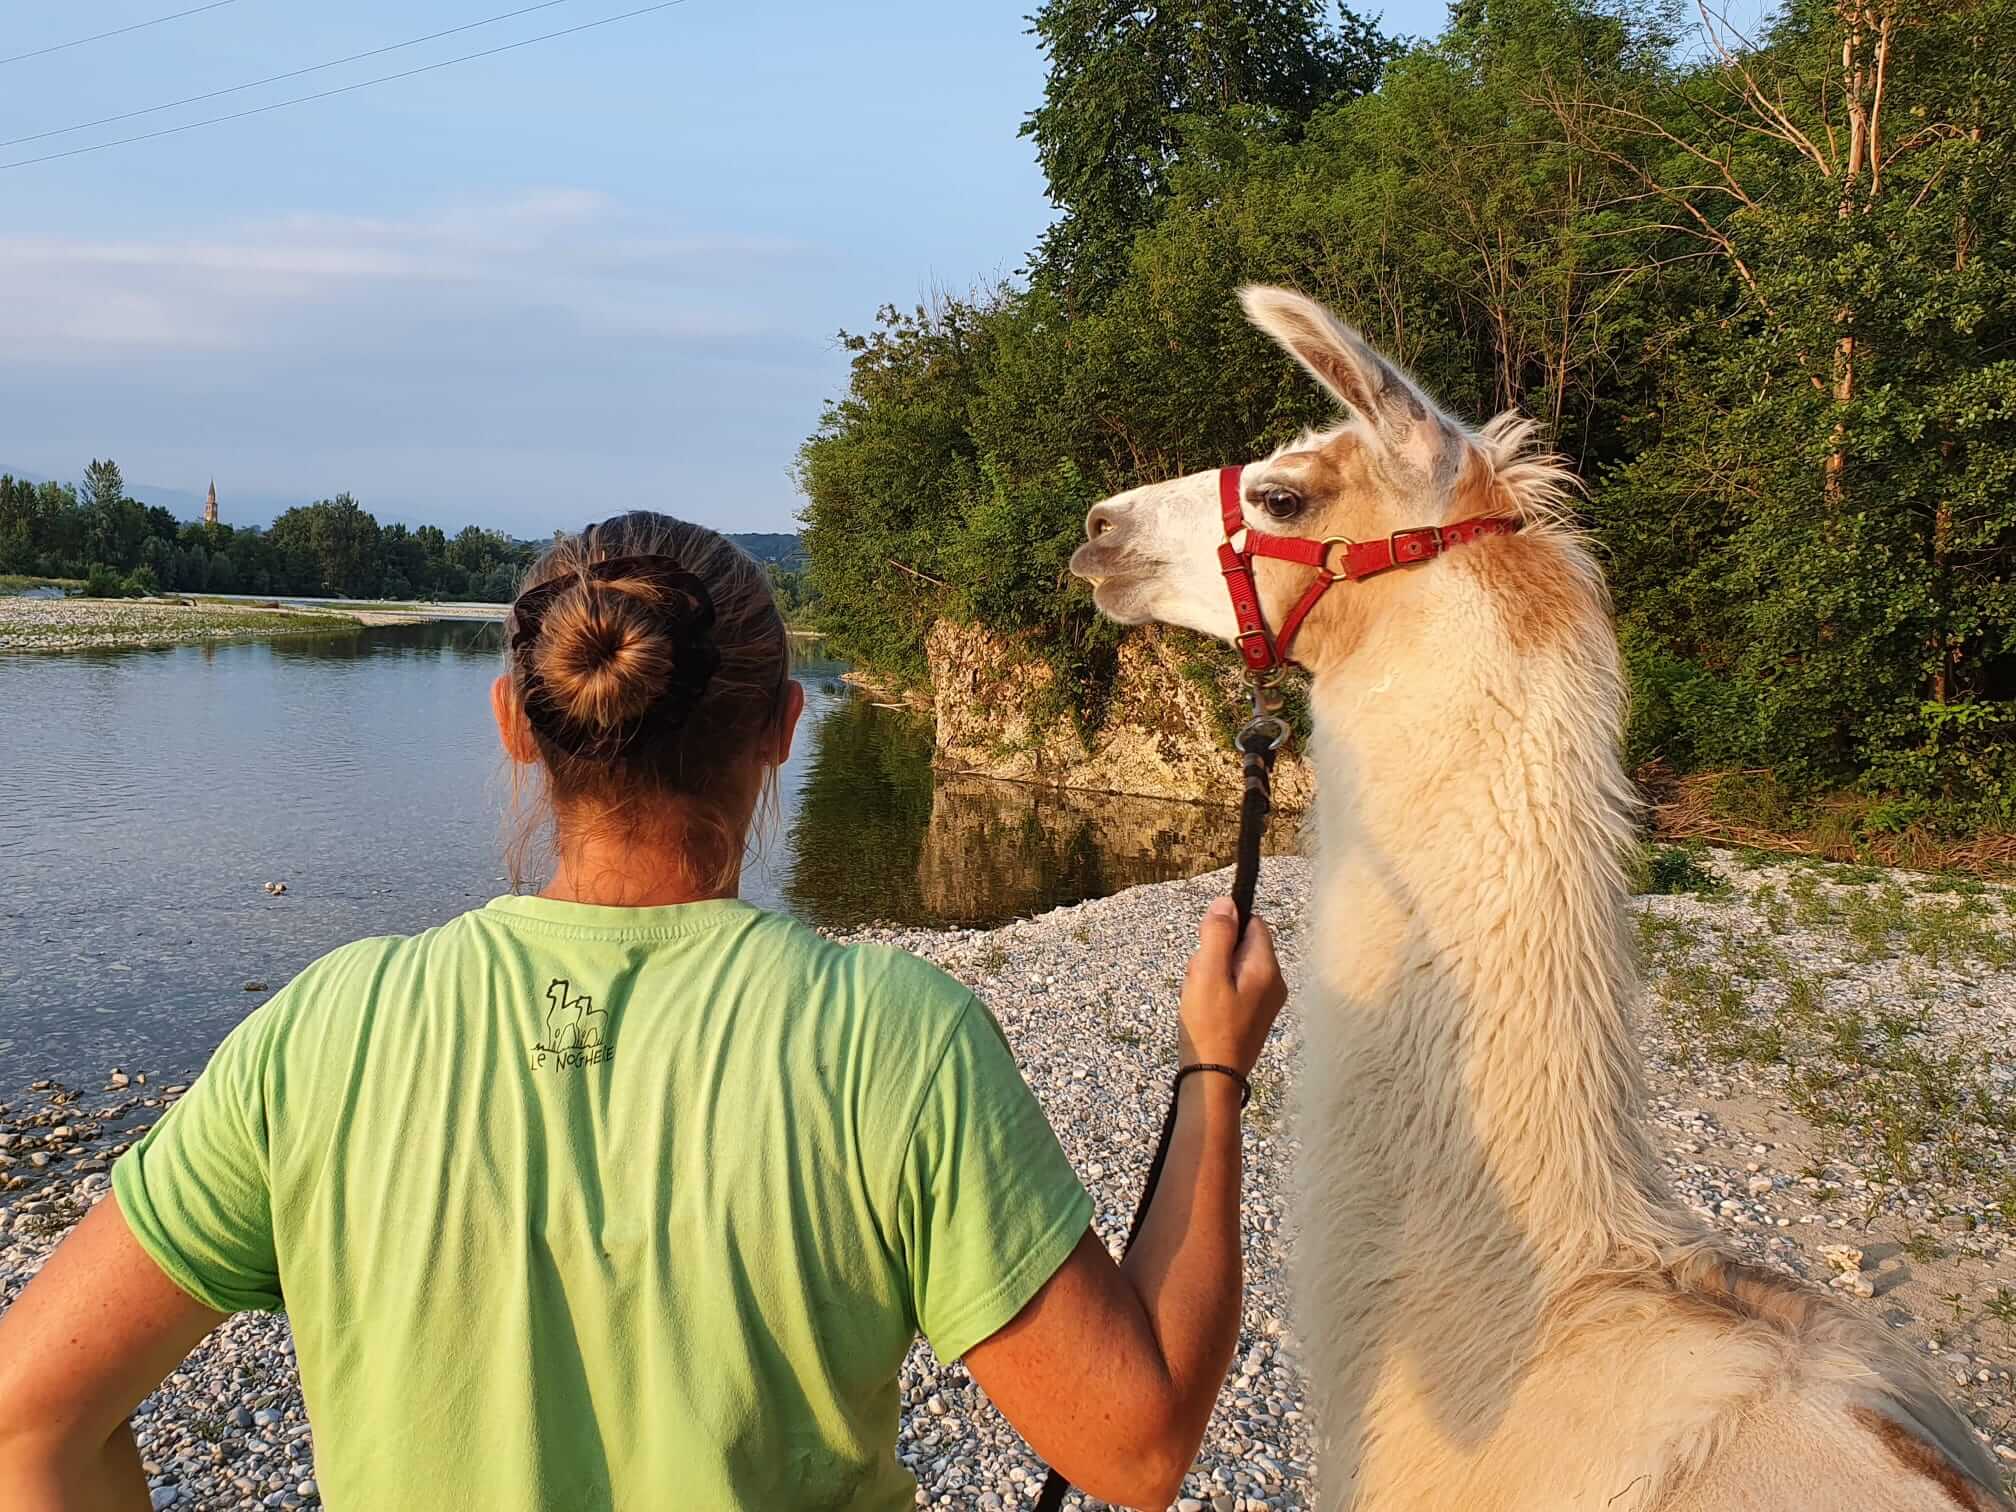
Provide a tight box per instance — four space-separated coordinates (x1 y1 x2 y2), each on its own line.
798 295 1004 677
1022 0 1390 304
1568 0 2016 806
802 0 2016 826
79 459 125 514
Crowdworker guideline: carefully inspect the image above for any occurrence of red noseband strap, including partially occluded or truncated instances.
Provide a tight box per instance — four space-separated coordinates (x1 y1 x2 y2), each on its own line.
1216 464 1519 673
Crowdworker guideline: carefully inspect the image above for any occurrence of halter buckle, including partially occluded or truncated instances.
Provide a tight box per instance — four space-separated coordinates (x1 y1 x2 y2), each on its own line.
1389 526 1444 564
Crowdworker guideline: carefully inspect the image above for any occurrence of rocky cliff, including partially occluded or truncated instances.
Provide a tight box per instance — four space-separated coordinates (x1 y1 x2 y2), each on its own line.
923 620 1315 809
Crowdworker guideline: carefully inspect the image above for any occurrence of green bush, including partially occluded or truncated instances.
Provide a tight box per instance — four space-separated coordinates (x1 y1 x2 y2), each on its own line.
83 563 131 598
1637 844 1729 898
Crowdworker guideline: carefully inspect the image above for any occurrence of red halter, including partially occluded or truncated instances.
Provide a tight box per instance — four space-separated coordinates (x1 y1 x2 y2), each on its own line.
1216 464 1520 674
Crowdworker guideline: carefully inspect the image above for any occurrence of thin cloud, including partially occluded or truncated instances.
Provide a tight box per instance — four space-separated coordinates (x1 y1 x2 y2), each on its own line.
0 190 823 358
0 187 841 533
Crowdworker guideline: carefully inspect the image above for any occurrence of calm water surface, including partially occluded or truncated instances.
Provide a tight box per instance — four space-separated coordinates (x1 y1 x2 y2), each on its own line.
0 622 1258 1089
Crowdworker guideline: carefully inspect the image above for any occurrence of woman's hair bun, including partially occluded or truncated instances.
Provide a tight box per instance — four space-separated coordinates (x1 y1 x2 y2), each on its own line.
517 560 723 751
532 581 678 732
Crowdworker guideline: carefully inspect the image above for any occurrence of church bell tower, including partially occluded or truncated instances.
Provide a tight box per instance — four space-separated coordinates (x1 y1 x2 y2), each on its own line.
204 479 218 526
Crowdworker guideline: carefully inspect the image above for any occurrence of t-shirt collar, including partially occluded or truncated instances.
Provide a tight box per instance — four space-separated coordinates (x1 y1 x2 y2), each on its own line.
482 894 759 940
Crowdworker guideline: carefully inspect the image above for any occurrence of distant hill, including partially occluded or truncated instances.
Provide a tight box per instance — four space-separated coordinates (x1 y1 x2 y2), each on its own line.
727 532 807 567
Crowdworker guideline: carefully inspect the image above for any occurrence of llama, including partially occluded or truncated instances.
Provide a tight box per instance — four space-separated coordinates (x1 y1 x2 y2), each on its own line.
1068 286 2011 1511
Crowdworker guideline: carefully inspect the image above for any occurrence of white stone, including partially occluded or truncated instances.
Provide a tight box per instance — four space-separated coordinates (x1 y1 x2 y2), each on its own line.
1820 1244 1865 1275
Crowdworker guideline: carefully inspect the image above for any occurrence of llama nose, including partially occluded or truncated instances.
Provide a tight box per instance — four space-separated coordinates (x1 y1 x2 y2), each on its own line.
1085 501 1126 543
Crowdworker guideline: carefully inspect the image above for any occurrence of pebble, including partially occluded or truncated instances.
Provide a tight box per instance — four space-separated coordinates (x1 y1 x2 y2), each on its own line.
6 855 2015 1507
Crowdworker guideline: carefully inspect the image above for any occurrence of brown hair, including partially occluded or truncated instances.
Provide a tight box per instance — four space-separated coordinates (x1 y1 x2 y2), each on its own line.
501 512 791 893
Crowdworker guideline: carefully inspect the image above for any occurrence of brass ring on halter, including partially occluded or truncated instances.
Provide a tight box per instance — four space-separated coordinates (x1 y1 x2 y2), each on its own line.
1320 536 1357 574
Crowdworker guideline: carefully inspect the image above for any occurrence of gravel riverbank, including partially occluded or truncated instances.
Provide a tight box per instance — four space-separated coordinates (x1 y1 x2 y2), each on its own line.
0 596 370 652
3 852 2014 1508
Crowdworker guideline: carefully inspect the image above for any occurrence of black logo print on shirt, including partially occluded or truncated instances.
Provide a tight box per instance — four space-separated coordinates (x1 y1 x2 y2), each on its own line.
530 979 613 1072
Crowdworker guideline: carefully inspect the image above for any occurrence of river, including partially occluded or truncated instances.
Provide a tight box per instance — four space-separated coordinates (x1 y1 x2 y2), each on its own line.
0 620 1264 1089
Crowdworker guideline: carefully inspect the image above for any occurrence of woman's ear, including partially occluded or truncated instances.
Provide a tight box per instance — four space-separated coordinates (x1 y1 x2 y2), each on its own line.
491 673 539 764
774 679 807 767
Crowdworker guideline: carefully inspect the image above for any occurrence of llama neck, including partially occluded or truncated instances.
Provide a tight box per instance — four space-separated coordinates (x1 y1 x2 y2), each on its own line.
1303 561 1676 1275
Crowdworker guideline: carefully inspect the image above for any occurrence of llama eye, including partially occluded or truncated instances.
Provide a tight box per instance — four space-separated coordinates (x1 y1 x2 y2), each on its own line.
1259 487 1303 520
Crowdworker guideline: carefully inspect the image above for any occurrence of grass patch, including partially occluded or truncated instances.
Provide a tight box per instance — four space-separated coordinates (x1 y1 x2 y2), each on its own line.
1785 872 1837 927
1636 843 1729 898
1749 882 1791 933
1904 1232 1947 1263
1657 962 1761 1064
1918 875 1991 897
1841 883 1913 958
1987 1288 2016 1335
0 574 82 592
1718 931 1790 984
1647 957 2016 1185
1636 913 1702 969
974 943 1008 973
1826 882 2016 967
1907 901 2016 969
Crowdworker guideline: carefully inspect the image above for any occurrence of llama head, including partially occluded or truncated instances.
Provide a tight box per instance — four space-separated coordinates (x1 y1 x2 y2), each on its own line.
1069 286 1572 672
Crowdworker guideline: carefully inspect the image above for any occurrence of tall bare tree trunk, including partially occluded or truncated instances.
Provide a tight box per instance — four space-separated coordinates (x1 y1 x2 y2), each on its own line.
1825 2 1873 505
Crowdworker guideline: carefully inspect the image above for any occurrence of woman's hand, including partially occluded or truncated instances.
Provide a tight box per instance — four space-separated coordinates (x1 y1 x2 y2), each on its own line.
966 896 1290 1508
1176 898 1287 1076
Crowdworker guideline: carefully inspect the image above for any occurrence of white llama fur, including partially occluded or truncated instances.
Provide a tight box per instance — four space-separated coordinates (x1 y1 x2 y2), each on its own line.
1068 287 2011 1511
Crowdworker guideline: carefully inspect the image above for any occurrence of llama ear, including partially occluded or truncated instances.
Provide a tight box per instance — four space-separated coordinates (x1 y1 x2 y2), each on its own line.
1239 286 1432 444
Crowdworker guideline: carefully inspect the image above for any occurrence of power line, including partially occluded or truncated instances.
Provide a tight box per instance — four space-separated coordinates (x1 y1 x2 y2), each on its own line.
0 0 694 172
0 1 243 69
3 0 583 150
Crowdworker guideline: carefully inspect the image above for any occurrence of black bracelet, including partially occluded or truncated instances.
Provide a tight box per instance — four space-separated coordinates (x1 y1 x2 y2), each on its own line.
1174 1063 1252 1108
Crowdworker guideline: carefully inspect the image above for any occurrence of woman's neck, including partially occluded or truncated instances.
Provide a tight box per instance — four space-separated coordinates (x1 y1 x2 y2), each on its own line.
541 839 741 908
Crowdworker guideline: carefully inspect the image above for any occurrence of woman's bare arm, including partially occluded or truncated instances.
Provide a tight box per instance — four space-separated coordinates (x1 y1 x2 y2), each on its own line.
965 901 1286 1510
0 1196 225 1511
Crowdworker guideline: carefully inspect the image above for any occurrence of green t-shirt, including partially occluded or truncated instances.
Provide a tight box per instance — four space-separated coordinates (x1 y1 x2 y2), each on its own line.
113 896 1092 1511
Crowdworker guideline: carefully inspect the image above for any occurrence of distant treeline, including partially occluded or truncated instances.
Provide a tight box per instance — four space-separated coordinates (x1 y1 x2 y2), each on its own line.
0 460 808 608
800 0 2016 831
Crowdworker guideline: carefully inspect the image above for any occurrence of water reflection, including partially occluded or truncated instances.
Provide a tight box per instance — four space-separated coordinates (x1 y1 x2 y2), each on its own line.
784 682 1296 929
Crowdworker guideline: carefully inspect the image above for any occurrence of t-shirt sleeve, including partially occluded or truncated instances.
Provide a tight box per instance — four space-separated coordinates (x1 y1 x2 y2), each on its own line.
895 998 1093 1363
112 1004 283 1315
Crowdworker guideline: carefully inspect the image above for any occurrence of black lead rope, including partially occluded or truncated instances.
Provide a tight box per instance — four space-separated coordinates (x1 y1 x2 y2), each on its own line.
1032 719 1279 1512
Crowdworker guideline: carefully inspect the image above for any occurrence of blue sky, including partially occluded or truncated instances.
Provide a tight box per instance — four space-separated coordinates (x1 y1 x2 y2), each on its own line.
3 0 1460 535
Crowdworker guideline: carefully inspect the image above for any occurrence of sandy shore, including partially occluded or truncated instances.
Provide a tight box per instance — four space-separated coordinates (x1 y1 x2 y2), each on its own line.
3 853 2014 1508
